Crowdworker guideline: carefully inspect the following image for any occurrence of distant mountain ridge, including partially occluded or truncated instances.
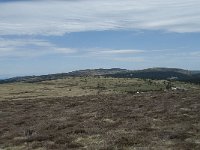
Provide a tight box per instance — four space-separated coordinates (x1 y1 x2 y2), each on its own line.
68 68 127 76
0 68 127 84
0 67 200 84
106 68 200 83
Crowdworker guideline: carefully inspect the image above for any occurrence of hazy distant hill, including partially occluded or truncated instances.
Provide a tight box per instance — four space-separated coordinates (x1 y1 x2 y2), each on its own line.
0 68 199 84
106 68 200 83
68 68 127 76
191 70 200 74
0 68 127 84
107 68 191 79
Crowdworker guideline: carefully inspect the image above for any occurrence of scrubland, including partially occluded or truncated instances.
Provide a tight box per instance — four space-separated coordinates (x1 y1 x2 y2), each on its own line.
0 77 200 149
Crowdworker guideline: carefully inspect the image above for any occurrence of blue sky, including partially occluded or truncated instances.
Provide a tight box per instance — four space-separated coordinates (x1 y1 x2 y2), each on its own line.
0 0 200 77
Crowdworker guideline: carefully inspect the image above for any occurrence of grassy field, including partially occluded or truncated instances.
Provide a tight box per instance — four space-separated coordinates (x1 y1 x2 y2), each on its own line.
0 77 200 150
0 77 198 101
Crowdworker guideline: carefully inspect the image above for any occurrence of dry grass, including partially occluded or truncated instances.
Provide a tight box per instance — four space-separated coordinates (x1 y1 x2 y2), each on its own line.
1 90 200 149
0 77 198 101
0 77 200 149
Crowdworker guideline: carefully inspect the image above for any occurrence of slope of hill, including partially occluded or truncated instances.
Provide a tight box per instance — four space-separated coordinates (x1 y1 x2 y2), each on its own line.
67 68 127 76
0 67 199 84
0 68 127 84
191 70 200 74
0 73 69 84
106 68 200 83
106 68 191 79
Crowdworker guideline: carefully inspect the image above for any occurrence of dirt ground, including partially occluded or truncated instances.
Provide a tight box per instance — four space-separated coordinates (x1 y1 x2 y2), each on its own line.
1 90 200 150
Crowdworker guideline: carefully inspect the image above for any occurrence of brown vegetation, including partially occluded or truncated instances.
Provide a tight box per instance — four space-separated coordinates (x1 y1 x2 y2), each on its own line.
1 89 200 149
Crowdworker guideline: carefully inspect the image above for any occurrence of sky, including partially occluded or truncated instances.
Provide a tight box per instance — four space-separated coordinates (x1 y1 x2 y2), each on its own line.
0 0 200 78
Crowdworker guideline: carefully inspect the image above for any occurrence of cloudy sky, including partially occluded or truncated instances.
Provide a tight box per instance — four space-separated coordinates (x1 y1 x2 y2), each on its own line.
0 0 200 77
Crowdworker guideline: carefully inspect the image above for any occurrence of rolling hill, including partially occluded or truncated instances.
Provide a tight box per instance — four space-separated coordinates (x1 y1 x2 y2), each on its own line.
0 67 200 84
0 68 127 84
106 68 200 83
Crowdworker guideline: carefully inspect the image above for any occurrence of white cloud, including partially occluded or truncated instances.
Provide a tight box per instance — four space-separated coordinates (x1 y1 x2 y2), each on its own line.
0 38 53 48
89 49 144 55
0 38 76 57
0 0 200 35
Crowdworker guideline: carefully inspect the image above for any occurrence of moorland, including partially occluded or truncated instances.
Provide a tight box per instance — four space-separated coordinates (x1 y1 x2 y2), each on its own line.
0 68 200 150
